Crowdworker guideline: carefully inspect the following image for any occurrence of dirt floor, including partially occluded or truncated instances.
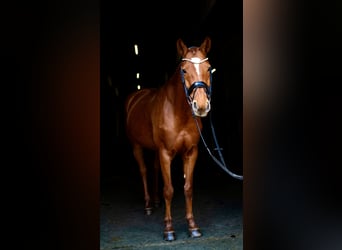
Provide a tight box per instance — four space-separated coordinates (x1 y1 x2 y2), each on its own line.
100 164 243 250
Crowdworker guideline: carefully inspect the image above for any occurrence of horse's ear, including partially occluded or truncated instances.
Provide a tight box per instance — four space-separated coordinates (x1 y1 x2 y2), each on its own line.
176 38 188 57
200 36 211 54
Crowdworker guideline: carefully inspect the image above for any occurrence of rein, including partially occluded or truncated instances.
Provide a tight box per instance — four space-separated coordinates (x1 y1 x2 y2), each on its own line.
181 57 243 180
194 114 243 181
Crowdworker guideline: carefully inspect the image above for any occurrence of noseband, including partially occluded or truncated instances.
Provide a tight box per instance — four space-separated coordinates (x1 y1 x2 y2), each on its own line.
180 57 212 106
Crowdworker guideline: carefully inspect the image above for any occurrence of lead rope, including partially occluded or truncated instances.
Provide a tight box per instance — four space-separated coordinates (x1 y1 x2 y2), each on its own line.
194 113 243 181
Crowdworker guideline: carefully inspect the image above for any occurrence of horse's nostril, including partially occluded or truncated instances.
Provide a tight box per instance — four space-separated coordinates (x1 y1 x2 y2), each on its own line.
206 101 211 112
193 101 198 109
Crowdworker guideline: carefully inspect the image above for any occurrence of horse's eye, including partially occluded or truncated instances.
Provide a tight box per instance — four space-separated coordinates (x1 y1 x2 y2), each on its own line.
182 69 187 74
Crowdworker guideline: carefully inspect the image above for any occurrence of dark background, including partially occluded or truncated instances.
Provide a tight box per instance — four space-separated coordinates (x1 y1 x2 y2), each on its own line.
14 0 342 250
100 0 243 183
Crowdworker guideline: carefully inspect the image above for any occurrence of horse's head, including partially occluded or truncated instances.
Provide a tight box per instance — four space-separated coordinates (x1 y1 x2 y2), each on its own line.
177 37 212 117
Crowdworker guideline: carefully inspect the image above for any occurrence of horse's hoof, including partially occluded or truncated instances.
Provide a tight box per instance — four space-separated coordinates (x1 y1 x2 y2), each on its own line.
163 231 176 241
144 207 153 215
188 228 202 238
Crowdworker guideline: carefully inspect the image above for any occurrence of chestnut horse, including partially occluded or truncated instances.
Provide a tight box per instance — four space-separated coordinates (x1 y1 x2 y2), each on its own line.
125 37 212 241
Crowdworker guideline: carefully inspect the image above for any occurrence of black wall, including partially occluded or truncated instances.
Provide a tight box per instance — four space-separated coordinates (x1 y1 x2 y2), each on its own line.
100 0 243 181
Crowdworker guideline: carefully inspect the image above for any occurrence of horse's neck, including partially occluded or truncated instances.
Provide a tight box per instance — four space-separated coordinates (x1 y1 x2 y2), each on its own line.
162 71 194 120
166 72 186 103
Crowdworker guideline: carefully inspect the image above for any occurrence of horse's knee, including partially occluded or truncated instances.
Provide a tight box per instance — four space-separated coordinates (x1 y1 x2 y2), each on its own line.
163 185 174 199
184 183 193 197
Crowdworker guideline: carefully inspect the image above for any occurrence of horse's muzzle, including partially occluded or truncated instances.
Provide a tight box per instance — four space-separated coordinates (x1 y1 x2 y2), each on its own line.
192 100 211 117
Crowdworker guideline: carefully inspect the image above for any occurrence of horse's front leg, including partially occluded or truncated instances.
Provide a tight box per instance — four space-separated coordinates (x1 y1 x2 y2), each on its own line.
159 149 175 241
183 146 202 238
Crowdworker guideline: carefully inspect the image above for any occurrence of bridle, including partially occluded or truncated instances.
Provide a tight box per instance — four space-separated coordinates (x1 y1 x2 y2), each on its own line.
180 57 213 107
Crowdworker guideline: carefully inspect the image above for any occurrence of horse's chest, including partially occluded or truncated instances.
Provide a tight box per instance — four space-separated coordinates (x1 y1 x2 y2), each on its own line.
158 125 199 151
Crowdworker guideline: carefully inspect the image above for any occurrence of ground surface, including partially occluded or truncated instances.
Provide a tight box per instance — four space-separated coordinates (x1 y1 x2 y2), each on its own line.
100 166 243 250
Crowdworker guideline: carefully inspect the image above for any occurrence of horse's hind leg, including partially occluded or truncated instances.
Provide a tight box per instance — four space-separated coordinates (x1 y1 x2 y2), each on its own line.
132 144 153 215
152 152 161 208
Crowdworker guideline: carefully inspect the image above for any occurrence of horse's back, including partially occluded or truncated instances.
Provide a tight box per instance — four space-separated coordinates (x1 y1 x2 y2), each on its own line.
125 88 158 149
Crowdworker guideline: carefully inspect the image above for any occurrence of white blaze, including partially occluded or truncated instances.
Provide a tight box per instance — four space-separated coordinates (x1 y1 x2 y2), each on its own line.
192 57 201 76
182 57 208 78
